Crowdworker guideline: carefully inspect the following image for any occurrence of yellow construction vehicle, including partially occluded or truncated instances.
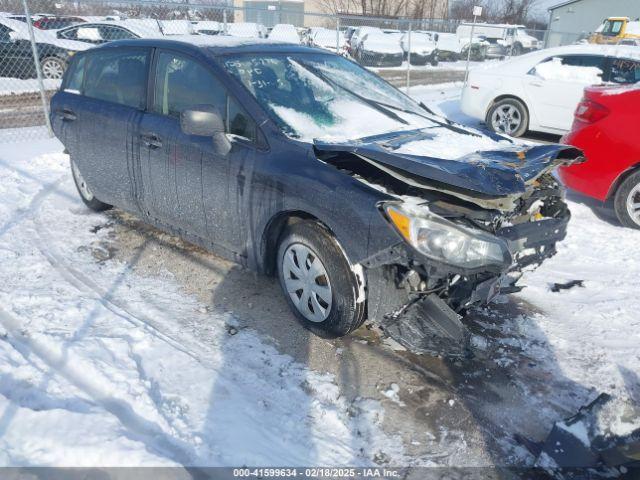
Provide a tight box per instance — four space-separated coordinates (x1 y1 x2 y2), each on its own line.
590 17 640 45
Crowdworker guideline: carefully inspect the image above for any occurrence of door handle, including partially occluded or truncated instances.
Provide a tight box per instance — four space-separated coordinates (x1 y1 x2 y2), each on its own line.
56 108 76 121
140 133 162 149
529 82 543 87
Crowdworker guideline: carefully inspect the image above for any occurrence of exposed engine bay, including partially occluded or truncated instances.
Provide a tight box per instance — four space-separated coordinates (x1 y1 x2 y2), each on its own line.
315 143 583 357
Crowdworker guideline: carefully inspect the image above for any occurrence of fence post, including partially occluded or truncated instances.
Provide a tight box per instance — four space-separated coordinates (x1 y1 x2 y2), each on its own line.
406 20 411 93
336 15 340 54
22 0 53 137
223 8 228 34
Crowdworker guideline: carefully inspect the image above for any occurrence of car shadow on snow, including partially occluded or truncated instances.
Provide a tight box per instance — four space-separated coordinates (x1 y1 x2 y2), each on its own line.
566 190 623 228
75 200 599 470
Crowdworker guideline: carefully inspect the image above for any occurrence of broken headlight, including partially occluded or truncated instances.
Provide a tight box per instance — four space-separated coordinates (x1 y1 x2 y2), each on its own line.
383 203 512 270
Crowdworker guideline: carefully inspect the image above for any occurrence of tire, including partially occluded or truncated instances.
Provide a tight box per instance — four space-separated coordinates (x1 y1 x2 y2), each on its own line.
40 56 66 79
511 43 523 56
277 221 365 338
614 171 640 229
71 159 112 212
486 97 529 138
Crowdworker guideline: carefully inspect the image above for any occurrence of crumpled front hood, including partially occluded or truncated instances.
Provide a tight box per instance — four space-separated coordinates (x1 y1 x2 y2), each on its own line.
315 128 583 198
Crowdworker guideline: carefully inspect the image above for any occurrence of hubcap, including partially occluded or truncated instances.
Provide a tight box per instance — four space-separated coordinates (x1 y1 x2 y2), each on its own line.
282 244 332 323
626 184 640 226
491 104 522 135
71 161 94 201
42 59 63 79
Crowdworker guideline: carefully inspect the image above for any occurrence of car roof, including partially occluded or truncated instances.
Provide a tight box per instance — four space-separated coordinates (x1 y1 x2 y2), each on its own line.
95 37 328 56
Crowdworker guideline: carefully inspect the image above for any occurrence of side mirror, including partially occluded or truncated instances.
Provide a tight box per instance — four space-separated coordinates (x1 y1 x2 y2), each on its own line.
180 105 230 154
8 31 20 42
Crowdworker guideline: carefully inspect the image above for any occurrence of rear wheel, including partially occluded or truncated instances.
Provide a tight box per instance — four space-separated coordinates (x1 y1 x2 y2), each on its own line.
71 160 111 212
614 171 640 229
277 221 365 338
41 57 65 79
486 98 529 137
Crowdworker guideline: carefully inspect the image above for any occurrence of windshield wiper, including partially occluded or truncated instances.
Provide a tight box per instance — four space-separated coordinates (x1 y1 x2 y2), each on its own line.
373 98 483 137
294 61 409 125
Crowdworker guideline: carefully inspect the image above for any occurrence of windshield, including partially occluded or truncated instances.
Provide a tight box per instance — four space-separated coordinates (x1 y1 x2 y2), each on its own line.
222 53 434 141
602 20 624 36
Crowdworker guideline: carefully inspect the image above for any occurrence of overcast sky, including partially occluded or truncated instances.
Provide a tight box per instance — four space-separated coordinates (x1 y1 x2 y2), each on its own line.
530 0 563 20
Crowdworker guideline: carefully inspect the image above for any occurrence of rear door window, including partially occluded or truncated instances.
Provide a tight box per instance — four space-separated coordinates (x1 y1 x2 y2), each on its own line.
83 48 150 109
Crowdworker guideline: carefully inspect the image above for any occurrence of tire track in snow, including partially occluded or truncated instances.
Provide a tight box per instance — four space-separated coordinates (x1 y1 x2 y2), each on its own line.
28 177 221 368
0 305 199 468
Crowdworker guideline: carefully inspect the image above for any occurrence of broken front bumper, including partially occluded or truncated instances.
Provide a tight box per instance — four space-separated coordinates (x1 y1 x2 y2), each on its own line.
366 209 571 357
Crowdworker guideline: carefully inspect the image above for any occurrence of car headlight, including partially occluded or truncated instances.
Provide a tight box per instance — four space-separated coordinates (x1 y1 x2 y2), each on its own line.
383 203 511 270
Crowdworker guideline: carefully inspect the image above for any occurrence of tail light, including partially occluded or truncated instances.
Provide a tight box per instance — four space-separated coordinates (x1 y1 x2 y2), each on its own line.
574 98 610 124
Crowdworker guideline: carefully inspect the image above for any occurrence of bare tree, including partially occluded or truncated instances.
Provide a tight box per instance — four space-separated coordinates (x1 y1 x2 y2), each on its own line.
450 0 539 24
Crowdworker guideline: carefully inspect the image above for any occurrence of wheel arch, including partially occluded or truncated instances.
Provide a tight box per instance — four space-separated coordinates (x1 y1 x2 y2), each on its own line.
260 210 338 277
607 161 640 200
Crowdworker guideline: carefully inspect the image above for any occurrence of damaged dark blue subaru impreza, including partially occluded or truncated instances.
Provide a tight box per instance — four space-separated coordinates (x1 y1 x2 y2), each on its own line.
50 37 583 356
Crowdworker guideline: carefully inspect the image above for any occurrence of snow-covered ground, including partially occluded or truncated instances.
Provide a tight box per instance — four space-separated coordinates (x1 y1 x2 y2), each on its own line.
0 84 638 468
0 77 60 95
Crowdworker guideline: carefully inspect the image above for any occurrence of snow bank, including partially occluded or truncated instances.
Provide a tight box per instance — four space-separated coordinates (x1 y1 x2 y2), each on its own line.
535 58 603 84
0 77 60 95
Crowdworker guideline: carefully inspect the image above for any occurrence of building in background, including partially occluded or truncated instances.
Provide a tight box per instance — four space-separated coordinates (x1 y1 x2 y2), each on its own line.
546 0 640 47
232 0 449 28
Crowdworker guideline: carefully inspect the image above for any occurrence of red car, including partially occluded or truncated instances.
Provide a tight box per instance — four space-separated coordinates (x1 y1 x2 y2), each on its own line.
559 84 640 229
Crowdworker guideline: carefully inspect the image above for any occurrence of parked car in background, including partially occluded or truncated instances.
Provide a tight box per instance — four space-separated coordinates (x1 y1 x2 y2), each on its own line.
559 84 640 229
0 17 89 79
225 22 267 39
461 44 640 137
33 15 85 30
55 21 158 44
50 37 582 351
309 29 347 54
431 32 487 62
353 32 403 67
348 26 382 53
456 23 539 56
191 20 221 36
158 19 193 36
399 31 438 66
481 37 508 59
268 24 300 43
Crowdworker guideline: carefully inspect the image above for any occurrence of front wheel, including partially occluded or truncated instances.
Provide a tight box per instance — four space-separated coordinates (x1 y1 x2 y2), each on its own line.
614 171 640 229
71 160 112 212
277 221 365 338
486 98 529 137
40 57 66 79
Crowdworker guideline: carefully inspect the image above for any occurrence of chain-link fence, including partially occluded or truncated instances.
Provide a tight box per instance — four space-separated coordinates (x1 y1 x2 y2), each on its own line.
0 0 584 143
